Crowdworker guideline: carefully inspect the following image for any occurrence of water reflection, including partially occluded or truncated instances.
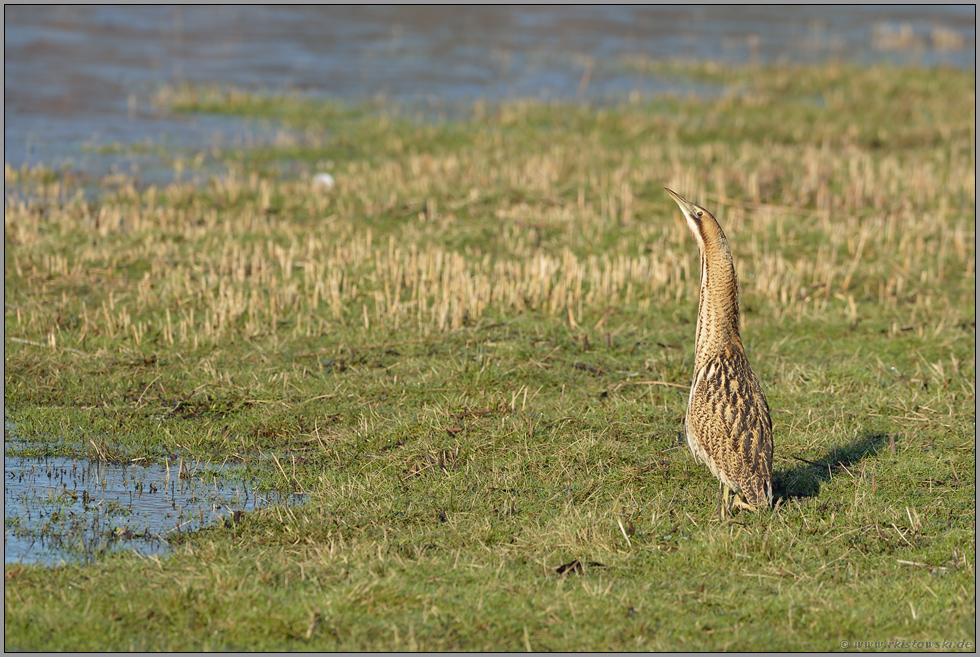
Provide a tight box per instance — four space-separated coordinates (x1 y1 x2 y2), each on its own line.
4 453 302 566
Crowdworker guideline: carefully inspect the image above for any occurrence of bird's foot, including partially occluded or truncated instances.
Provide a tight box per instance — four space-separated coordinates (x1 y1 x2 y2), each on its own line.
718 486 760 521
731 495 758 513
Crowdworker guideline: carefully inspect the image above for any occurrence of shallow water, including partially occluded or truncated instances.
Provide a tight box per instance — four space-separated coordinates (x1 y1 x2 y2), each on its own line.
4 450 303 566
4 6 974 175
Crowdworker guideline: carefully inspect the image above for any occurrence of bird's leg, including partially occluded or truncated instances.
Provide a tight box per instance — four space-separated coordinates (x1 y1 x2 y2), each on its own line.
718 482 731 522
731 493 757 513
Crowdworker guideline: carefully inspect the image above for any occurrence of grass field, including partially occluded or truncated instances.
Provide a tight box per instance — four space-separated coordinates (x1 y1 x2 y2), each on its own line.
4 61 976 650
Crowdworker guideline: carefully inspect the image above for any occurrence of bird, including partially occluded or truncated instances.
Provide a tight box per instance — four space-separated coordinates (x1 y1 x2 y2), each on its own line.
664 188 773 521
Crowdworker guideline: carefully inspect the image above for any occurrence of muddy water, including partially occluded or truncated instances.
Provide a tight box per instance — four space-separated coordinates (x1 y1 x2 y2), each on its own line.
4 450 303 566
4 6 974 175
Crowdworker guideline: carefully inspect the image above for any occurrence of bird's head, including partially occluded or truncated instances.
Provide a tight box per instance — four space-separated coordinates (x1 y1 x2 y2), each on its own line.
664 188 713 236
665 187 738 295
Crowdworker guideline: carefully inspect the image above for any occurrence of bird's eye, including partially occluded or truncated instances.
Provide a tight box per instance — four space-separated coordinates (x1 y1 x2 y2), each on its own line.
696 211 703 218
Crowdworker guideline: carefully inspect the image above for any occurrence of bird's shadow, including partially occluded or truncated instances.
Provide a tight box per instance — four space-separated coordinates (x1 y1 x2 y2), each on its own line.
773 432 890 502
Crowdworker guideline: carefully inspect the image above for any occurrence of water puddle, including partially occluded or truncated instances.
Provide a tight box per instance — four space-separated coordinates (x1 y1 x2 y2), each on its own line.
4 451 303 566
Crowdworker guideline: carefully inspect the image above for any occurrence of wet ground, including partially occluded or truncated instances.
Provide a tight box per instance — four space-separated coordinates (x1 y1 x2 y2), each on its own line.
4 448 303 566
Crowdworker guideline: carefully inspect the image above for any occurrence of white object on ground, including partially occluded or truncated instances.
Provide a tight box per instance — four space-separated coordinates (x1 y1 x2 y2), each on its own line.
312 172 335 191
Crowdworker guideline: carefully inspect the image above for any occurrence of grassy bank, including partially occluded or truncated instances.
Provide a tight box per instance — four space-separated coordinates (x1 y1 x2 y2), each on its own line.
4 61 975 650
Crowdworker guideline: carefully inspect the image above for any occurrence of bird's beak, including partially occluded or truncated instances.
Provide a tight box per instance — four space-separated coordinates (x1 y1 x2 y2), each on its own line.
664 188 699 218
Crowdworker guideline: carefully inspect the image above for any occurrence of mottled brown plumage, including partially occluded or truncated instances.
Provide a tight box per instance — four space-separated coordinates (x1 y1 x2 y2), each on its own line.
665 188 773 520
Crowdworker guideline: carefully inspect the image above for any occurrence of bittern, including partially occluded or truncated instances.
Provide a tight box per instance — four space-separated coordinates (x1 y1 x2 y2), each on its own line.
665 188 773 521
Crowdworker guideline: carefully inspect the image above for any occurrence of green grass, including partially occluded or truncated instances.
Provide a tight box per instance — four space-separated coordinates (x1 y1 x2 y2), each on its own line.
4 60 976 650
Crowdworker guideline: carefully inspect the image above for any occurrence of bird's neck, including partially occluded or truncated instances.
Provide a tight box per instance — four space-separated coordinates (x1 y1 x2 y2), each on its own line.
694 225 742 368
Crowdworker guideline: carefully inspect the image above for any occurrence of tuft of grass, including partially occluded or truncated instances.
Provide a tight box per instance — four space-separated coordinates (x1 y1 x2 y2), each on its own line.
4 60 976 651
